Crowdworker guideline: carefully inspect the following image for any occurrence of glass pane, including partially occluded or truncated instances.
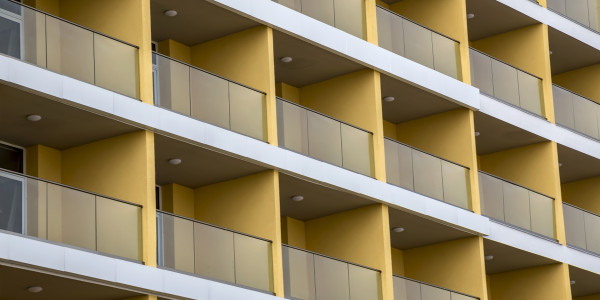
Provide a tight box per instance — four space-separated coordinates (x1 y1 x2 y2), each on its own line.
349 265 380 300
0 13 21 59
421 284 451 300
273 0 301 11
403 20 434 69
46 17 94 84
0 172 23 233
393 277 410 300
384 140 414 190
566 0 590 26
376 8 393 52
234 234 272 292
229 83 266 141
26 178 46 239
190 68 229 128
334 0 363 38
47 184 95 250
341 124 373 176
94 34 138 98
307 111 343 166
0 143 23 173
469 50 494 96
502 183 531 231
529 192 554 238
552 86 575 129
441 161 470 209
517 70 543 116
412 150 443 200
563 204 587 249
22 8 46 68
547 0 567 14
572 95 600 139
0 0 22 15
432 33 460 79
156 55 190 115
302 0 335 27
282 246 316 300
589 0 599 31
584 212 600 254
491 60 519 107
159 213 194 273
277 100 309 154
96 197 141 260
479 173 505 221
314 255 350 300
193 223 235 283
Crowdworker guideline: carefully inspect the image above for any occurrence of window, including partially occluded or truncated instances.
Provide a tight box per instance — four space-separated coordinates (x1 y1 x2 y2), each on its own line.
0 142 23 173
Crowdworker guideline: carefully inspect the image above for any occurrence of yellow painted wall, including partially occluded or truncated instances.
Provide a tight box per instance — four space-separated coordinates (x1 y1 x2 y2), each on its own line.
25 145 61 182
382 120 397 139
553 64 600 103
281 216 306 248
561 177 600 214
403 237 488 300
157 39 192 64
275 82 300 104
488 263 571 300
161 183 195 218
470 24 554 121
24 0 60 15
390 247 404 276
575 295 600 300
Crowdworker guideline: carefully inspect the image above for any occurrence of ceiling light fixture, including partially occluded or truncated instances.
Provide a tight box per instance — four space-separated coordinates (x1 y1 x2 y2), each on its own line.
549 50 553 55
290 195 304 202
570 280 576 285
280 56 293 63
163 10 178 17
558 162 563 167
484 255 494 261
392 227 405 233
467 13 475 19
474 131 481 137
26 114 42 122
168 158 182 165
383 96 395 103
27 286 43 293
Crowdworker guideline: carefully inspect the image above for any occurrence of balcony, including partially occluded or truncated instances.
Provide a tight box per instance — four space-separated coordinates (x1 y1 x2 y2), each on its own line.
0 0 139 98
376 6 462 80
0 169 142 261
547 0 600 32
469 48 544 117
393 275 479 300
271 0 364 38
384 138 471 210
282 245 382 300
553 84 600 140
153 53 267 141
276 97 374 177
479 171 555 239
563 203 600 255
156 211 274 293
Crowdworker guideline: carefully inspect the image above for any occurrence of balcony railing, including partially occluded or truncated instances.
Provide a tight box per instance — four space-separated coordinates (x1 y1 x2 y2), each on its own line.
479 172 555 239
384 138 471 210
0 169 142 261
469 48 545 117
276 97 375 177
271 0 364 38
393 275 479 300
0 0 139 98
553 84 600 140
563 203 600 255
152 53 267 141
282 245 382 300
156 211 274 293
376 6 462 80
547 0 599 32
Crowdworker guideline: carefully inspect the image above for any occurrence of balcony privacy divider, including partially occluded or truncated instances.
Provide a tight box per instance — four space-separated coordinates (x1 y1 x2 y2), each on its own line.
276 97 375 177
376 6 462 80
0 0 139 98
553 84 600 140
156 211 274 293
282 244 382 300
563 203 600 255
478 171 555 239
0 169 142 261
469 48 544 117
384 138 471 210
271 0 364 38
153 52 267 141
393 275 479 300
547 0 600 31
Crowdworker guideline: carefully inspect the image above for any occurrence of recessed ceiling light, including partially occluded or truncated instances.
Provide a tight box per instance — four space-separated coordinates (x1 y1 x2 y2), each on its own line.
570 280 576 285
383 96 395 103
280 56 293 63
549 50 553 55
26 114 42 122
168 158 182 165
484 255 494 261
290 195 304 202
27 286 43 293
467 13 475 19
163 10 178 17
392 227 405 233
474 131 481 137
558 162 563 167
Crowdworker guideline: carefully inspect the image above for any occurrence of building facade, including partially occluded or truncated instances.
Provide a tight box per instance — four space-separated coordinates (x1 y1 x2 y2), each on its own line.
0 0 600 299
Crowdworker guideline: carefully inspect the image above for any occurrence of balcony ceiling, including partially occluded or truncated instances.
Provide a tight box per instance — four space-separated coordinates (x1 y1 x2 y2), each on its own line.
557 144 600 183
273 30 365 87
381 74 462 124
549 27 600 75
466 0 539 41
0 264 143 300
569 266 600 297
0 83 139 150
388 207 473 250
154 134 267 188
151 0 259 46
473 112 547 155
483 239 556 274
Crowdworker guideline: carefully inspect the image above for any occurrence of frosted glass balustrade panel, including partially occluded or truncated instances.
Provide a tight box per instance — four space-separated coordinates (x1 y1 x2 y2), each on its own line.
46 17 94 84
491 59 520 107
479 173 505 221
229 83 267 141
276 100 309 154
563 204 587 249
584 212 600 254
341 123 373 176
314 255 350 300
529 192 555 238
517 70 543 116
96 197 141 260
307 111 343 167
159 213 195 273
441 161 470 209
572 94 600 139
403 20 434 69
94 34 138 98
47 184 95 251
193 222 235 283
469 50 494 96
384 140 414 190
348 264 381 300
432 32 461 79
552 85 575 129
412 149 443 200
190 68 230 129
234 233 273 292
155 54 191 115
282 246 316 300
502 183 531 231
